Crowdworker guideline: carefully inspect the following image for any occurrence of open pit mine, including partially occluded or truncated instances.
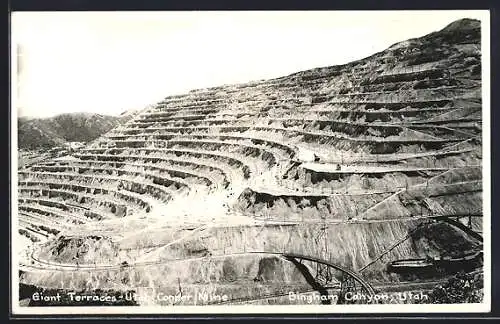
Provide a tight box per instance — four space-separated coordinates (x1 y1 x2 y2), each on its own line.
16 18 484 307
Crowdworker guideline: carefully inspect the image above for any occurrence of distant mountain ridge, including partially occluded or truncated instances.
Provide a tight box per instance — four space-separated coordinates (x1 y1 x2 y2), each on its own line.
18 113 123 150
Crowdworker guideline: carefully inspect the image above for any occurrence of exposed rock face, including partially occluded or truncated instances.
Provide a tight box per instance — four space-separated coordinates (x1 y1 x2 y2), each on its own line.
39 235 120 265
18 18 483 305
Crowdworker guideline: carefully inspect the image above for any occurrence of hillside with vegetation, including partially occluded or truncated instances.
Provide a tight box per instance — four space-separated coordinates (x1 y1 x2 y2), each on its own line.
18 113 124 150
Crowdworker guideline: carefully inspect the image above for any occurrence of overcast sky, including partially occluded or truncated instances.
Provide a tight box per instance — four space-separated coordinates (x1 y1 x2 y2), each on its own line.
12 10 487 118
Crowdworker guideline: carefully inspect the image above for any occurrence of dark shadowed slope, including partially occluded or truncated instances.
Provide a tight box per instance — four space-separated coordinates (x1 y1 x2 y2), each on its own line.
18 113 122 150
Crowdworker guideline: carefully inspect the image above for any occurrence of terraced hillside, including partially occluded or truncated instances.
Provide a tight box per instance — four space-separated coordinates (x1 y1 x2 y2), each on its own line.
17 18 484 306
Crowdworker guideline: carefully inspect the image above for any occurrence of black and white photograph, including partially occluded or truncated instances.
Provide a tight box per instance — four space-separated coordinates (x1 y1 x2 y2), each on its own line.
10 10 490 314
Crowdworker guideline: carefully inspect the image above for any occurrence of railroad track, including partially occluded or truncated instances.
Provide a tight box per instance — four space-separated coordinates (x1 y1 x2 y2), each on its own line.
204 276 477 305
19 207 483 272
